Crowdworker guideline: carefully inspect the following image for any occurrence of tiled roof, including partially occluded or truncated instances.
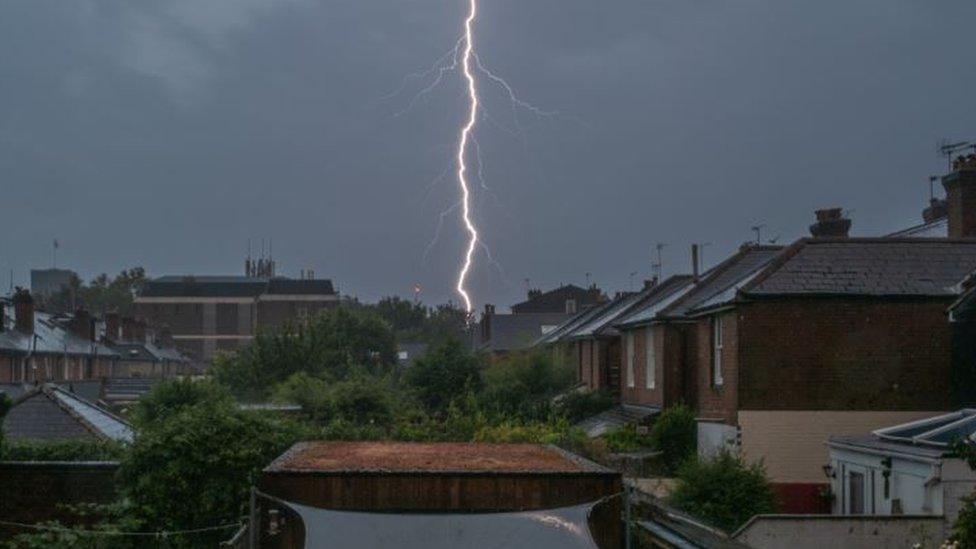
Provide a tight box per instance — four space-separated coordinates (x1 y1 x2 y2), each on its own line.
3 384 133 443
659 246 783 318
614 276 696 328
510 284 603 314
0 306 120 358
534 302 615 346
567 292 643 339
570 277 703 338
476 313 572 352
742 238 976 297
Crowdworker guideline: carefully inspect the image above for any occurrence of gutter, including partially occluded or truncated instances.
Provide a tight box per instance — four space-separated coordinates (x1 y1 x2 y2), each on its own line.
827 440 942 465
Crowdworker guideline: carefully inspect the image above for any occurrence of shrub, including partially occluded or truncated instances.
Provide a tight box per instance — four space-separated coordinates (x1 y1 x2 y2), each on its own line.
554 390 614 423
130 377 233 428
603 425 653 453
1 439 124 462
650 404 697 474
669 451 776 532
404 339 482 413
480 350 575 420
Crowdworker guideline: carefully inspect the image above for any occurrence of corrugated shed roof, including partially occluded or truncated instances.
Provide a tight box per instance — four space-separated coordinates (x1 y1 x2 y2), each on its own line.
3 385 133 443
659 246 783 318
614 276 696 328
743 239 976 297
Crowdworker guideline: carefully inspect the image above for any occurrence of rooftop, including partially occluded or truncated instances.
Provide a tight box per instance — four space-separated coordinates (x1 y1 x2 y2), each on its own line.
742 238 976 298
0 305 120 358
140 276 335 298
3 384 133 443
614 275 696 328
266 441 604 474
476 312 571 352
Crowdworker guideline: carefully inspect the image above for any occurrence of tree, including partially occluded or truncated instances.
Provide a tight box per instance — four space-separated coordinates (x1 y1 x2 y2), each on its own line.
117 399 300 544
669 451 776 532
404 339 482 413
480 350 575 420
130 378 234 428
43 267 147 315
212 306 396 400
650 405 697 474
273 370 402 425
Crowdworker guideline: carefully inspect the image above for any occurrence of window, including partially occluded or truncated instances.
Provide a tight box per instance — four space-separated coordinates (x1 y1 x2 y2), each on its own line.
712 316 724 386
847 470 865 514
645 326 656 389
565 299 578 314
625 332 635 388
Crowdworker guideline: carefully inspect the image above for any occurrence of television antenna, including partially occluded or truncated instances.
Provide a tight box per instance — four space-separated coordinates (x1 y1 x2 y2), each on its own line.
938 139 974 170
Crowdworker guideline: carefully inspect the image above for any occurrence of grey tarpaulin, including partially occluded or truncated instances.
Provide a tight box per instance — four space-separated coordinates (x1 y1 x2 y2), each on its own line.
287 501 602 549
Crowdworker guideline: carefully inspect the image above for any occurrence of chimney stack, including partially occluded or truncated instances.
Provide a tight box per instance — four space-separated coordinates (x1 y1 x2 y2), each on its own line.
69 309 95 341
104 312 120 342
482 304 495 343
691 244 700 282
12 288 34 334
943 155 976 238
809 208 851 238
643 277 658 290
0 300 6 333
923 198 948 224
121 317 147 343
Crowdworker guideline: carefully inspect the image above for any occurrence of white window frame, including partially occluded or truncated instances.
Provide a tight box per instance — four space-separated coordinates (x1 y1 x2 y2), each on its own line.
625 331 636 388
645 326 656 389
712 316 724 387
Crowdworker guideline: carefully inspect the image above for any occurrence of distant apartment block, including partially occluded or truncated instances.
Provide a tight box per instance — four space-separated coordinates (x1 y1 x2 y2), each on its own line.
30 268 76 298
133 274 338 365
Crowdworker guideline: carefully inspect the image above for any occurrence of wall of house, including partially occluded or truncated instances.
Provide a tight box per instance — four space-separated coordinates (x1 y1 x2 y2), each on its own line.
741 411 942 485
691 312 738 424
1 354 113 383
620 325 664 408
737 299 954 411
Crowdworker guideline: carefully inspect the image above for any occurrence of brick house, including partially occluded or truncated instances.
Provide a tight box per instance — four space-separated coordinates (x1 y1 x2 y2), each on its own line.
510 284 604 314
133 274 338 366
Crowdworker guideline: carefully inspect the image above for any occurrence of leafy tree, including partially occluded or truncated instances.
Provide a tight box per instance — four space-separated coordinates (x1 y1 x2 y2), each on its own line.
212 306 396 400
404 339 482 413
650 404 698 474
42 268 147 315
117 400 301 544
669 451 776 532
273 370 402 425
130 378 233 428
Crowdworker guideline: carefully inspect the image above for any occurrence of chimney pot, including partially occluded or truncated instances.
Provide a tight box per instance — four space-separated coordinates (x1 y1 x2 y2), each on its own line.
691 244 700 282
809 207 851 238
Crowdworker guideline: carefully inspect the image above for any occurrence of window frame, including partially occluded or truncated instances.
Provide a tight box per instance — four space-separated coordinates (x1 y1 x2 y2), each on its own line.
645 326 656 389
625 331 636 388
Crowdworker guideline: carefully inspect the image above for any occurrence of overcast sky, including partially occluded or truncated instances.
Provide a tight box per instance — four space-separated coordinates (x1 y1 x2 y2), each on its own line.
2 0 975 310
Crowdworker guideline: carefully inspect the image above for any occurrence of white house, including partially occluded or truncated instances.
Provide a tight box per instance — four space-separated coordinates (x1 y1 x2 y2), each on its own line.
826 410 976 521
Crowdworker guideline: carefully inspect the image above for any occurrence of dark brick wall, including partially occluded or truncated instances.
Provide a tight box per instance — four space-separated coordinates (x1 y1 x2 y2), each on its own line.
737 299 953 411
690 313 739 423
620 326 664 407
256 300 337 331
0 462 119 537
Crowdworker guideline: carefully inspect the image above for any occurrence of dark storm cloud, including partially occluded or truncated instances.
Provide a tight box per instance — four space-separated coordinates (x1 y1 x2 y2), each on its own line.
1 0 975 308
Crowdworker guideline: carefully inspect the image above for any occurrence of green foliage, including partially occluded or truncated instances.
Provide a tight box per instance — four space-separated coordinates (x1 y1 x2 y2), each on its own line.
404 339 482 413
479 350 575 420
0 439 124 462
274 370 401 425
42 267 147 316
650 404 697 474
0 392 10 450
212 306 397 400
129 378 233 428
669 451 776 532
118 400 301 542
603 425 653 453
953 494 976 548
554 390 614 423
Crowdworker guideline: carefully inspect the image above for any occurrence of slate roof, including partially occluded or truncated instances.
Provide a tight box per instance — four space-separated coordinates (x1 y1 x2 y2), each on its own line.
614 276 696 328
3 384 133 443
510 284 603 314
476 313 572 352
887 216 948 239
742 238 976 298
0 305 120 358
567 292 643 339
110 342 190 363
140 276 335 298
533 302 612 346
658 246 783 319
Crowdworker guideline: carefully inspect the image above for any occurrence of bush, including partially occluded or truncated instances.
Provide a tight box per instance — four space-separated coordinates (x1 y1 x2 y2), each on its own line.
212 306 397 400
554 390 614 423
404 339 482 413
603 425 653 453
130 378 233 428
1 439 124 462
669 451 776 532
650 404 697 474
480 350 575 420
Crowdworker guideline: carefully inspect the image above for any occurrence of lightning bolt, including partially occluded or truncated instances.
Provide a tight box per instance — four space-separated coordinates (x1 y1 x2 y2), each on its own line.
455 0 479 315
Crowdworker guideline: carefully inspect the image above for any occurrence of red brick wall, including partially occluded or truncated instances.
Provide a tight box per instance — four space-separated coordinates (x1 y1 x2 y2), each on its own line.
691 312 738 424
737 299 953 411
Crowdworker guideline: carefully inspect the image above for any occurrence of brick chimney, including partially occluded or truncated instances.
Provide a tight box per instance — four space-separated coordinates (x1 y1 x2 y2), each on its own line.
104 312 121 342
481 304 495 343
69 309 95 341
943 155 976 238
156 325 174 347
121 316 147 343
809 208 851 238
923 198 948 224
526 289 542 301
643 277 658 290
12 288 34 334
691 244 700 282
